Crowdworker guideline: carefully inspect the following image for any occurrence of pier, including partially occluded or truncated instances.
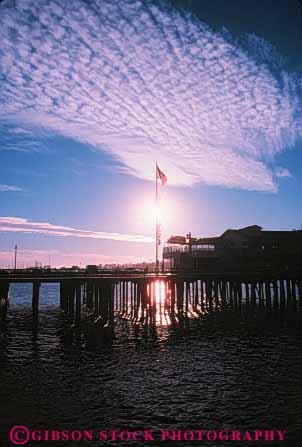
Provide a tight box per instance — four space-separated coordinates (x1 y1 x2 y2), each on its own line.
1 269 302 329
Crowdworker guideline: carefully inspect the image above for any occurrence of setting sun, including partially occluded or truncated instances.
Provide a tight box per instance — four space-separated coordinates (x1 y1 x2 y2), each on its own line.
140 195 173 231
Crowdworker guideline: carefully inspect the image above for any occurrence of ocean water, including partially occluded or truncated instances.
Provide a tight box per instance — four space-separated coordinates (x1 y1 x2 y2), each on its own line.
0 283 302 446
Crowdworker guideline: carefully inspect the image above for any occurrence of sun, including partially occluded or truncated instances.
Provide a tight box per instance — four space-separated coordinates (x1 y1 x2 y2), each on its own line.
136 191 176 242
141 197 170 227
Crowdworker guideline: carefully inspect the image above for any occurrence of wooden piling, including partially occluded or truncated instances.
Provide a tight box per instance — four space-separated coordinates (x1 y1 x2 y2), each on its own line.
109 282 114 328
170 281 175 315
279 280 285 310
87 280 94 309
214 280 219 309
75 284 81 324
251 282 256 307
237 282 242 310
185 281 189 314
200 281 205 311
176 281 184 313
245 283 250 306
297 280 302 310
286 280 292 307
32 281 40 319
0 281 9 321
258 281 264 308
221 280 227 309
59 282 65 309
265 281 271 309
273 280 279 309
291 280 297 306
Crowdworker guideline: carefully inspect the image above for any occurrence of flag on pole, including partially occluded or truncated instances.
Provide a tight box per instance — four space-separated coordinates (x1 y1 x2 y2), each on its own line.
155 162 166 271
156 164 167 185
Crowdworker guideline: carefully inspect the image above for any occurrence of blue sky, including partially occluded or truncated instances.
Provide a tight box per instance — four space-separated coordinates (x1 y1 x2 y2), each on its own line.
0 0 302 267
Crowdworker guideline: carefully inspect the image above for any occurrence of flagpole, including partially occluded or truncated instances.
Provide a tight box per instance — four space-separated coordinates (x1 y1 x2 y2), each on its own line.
155 161 159 273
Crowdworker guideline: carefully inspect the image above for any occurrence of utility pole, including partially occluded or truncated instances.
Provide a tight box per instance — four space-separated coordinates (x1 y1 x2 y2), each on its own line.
14 244 18 270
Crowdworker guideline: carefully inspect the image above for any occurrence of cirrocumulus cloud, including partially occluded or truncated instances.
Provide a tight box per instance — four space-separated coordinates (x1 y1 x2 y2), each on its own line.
0 0 301 191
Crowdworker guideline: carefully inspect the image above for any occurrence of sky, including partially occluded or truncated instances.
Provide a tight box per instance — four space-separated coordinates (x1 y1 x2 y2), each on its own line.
0 0 302 267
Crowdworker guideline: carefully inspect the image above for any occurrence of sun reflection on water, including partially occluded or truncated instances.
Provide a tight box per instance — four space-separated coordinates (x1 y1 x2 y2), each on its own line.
115 278 210 327
147 280 171 325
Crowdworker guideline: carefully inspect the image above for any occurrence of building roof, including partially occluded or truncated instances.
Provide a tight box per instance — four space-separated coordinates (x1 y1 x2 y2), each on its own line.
195 237 220 244
167 225 302 245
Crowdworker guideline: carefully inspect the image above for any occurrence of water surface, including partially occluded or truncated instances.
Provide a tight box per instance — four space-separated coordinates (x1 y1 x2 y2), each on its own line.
0 283 302 446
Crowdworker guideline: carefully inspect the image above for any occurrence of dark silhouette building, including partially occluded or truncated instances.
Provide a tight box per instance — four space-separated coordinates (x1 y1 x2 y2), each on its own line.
163 225 302 272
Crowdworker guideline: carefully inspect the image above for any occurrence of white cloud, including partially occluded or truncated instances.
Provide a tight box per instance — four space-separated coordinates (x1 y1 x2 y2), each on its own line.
275 167 292 178
0 184 23 192
0 0 301 191
0 216 154 243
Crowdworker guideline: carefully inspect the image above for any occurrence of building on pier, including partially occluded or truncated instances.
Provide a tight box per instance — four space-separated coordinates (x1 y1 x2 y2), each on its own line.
163 225 302 272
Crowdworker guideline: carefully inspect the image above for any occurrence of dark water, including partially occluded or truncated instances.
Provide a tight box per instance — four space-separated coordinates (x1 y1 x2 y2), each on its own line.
1 284 302 446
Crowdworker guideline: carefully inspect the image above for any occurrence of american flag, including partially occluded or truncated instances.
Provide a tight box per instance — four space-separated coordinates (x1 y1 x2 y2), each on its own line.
156 165 167 185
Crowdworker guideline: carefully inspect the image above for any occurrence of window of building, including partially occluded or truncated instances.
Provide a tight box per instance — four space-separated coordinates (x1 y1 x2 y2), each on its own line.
193 244 215 251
